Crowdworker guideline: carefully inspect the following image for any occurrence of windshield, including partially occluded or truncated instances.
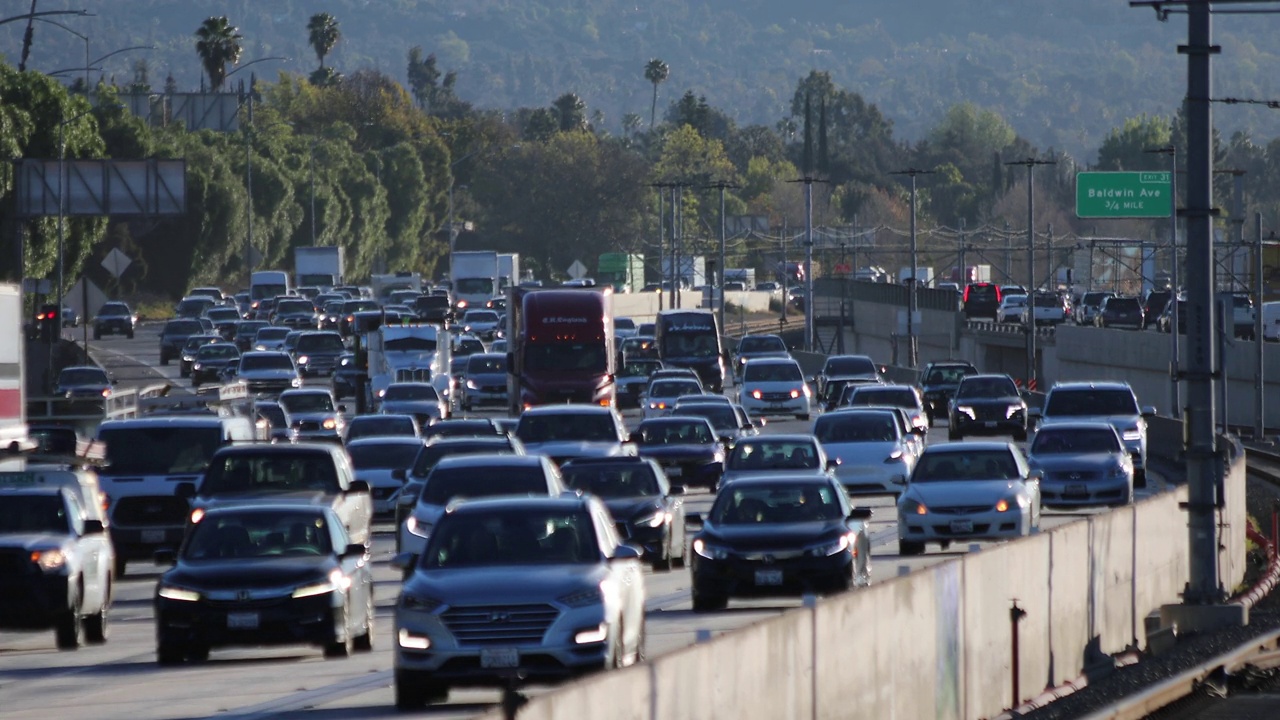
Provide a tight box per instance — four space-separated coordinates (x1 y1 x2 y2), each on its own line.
726 440 819 470
424 508 596 567
165 320 203 335
824 356 876 376
957 377 1018 399
342 300 379 313
710 483 842 524
276 300 313 314
384 384 438 401
348 416 415 438
385 337 437 352
923 366 973 385
743 362 802 383
256 405 287 428
912 450 1020 482
1083 292 1112 307
455 278 494 295
1044 389 1139 416
620 361 658 378
467 355 506 373
615 318 636 330
59 368 108 385
296 334 344 352
251 283 287 300
516 413 617 443
849 388 917 409
183 336 218 351
419 467 548 506
241 354 293 371
662 332 718 358
197 345 239 360
639 420 714 445
183 511 334 559
814 413 898 443
1031 427 1122 455
676 405 736 432
348 443 423 470
562 464 659 497
0 494 72 533
236 322 268 337
463 310 499 323
423 420 498 439
255 328 290 341
99 426 223 475
99 303 130 317
280 393 334 414
525 343 606 372
410 441 515 477
202 452 339 494
649 380 700 398
739 336 785 353
207 308 240 322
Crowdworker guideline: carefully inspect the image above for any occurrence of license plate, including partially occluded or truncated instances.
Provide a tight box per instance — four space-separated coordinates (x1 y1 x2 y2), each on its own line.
141 529 166 543
984 421 997 428
950 520 974 534
480 648 520 669
665 466 683 477
227 612 259 629
754 569 783 586
1066 484 1087 495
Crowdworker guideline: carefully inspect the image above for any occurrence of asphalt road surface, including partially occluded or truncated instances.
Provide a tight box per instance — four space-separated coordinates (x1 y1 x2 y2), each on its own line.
0 327 1163 719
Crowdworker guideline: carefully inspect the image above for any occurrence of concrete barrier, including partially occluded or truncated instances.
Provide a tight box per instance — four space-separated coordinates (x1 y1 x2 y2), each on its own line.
612 291 704 324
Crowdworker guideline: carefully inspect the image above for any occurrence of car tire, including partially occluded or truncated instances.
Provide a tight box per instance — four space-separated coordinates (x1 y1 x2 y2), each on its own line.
55 585 83 650
898 540 925 557
691 588 728 613
157 642 186 666
926 412 935 428
323 604 353 658
353 589 374 652
395 670 447 710
650 546 673 573
1134 469 1147 489
85 593 109 644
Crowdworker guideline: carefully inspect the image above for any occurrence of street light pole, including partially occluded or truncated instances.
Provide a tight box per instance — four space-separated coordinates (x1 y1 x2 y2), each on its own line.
890 168 935 367
1005 157 1056 388
56 108 96 307
1146 145 1181 418
309 143 317 245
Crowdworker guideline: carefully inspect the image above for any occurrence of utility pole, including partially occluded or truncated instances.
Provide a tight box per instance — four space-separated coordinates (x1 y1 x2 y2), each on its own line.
1148 145 1182 418
958 218 968 289
1256 217 1266 440
804 180 814 351
656 185 665 312
671 185 680 309
244 97 254 283
706 180 740 336
890 168 935 368
1006 157 1056 389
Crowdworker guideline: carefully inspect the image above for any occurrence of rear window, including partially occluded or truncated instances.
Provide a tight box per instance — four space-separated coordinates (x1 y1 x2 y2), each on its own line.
966 284 998 302
1106 298 1142 312
913 450 1020 481
410 440 515 476
814 413 899 443
165 320 203 334
99 426 224 475
739 336 786 353
296 333 344 352
419 467 549 506
1044 388 1139 417
727 440 818 470
824 356 877 376
848 388 917 409
201 452 339 494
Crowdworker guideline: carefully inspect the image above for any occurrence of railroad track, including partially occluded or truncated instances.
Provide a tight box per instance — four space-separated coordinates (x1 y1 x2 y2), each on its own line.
1247 446 1280 486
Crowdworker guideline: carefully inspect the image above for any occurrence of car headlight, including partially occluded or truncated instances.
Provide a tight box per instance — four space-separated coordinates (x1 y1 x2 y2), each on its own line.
558 587 603 608
790 389 801 399
158 584 201 602
30 549 67 572
339 357 350 366
254 344 266 351
634 510 668 528
466 380 478 390
692 538 729 560
292 569 350 598
406 516 432 538
397 628 432 649
297 355 309 365
1006 405 1025 419
995 496 1023 513
322 418 337 430
806 533 854 557
955 405 975 419
1122 428 1142 441
574 622 609 644
1109 462 1128 479
751 389 763 399
901 498 928 515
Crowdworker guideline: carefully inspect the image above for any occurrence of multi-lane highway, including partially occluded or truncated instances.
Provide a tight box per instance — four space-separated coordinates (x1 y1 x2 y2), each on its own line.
0 327 1164 719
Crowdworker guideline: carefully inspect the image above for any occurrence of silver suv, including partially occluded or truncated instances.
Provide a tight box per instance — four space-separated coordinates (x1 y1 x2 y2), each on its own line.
1031 382 1156 485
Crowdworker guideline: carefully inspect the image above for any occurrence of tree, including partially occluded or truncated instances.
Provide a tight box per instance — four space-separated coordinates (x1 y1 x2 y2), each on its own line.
407 47 439 110
552 93 587 133
643 58 669 129
307 13 341 71
1096 115 1171 171
194 16 243 92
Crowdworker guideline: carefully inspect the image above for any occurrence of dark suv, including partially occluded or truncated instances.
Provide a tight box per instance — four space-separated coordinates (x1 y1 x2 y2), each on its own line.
919 360 978 426
962 283 1002 320
1142 290 1172 329
1096 296 1144 330
93 301 136 339
948 373 1027 441
158 318 206 365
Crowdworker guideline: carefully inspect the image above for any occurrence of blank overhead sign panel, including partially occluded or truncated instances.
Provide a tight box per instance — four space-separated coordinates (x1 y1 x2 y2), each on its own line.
15 159 186 217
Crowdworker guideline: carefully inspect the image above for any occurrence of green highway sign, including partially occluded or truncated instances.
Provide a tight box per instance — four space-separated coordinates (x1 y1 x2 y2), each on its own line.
1076 171 1171 219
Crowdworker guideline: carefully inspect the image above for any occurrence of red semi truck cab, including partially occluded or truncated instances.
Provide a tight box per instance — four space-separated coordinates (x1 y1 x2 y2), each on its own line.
508 288 616 413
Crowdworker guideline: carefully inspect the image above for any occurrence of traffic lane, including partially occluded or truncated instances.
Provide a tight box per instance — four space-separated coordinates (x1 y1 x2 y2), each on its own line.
85 322 183 389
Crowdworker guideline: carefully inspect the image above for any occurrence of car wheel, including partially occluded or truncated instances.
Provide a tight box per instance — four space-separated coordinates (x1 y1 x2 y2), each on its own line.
1134 469 1147 489
650 545 673 573
691 588 728 613
186 644 210 662
898 540 925 557
926 412 935 428
55 583 84 650
157 642 186 666
353 589 374 652
85 593 109 644
395 670 448 710
323 603 353 658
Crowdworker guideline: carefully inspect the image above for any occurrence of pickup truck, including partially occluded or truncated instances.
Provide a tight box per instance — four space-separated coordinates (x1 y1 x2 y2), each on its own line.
183 443 372 546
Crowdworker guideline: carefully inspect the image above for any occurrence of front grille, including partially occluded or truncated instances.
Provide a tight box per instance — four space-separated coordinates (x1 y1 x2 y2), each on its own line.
482 385 505 394
931 505 991 515
112 496 190 526
440 603 560 646
0 549 33 574
971 406 1007 422
760 392 792 402
395 369 432 383
1047 471 1102 482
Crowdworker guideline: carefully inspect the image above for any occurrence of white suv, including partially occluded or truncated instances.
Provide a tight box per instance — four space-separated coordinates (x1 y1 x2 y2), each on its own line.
738 357 811 421
1031 381 1156 486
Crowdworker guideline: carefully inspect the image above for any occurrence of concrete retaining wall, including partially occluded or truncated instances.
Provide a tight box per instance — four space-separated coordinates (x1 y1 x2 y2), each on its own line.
612 291 703 324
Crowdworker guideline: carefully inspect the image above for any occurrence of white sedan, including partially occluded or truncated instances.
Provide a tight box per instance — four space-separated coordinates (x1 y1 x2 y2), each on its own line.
896 441 1041 556
997 294 1028 324
813 408 915 496
737 357 811 421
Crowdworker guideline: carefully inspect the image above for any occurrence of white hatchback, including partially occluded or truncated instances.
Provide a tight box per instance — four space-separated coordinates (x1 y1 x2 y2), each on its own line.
738 357 811 421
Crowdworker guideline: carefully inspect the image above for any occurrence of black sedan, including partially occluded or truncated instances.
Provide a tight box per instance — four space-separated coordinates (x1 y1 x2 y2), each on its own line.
633 417 725 490
948 373 1027 442
154 504 374 664
190 343 241 386
689 475 872 611
919 360 977 426
560 456 686 570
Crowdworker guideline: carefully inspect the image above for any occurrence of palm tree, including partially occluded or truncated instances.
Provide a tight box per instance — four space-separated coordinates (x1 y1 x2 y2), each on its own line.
552 93 587 133
643 58 669 129
194 16 243 92
307 13 341 70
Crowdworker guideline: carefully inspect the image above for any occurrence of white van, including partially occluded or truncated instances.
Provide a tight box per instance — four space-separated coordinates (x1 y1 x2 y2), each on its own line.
1263 301 1280 341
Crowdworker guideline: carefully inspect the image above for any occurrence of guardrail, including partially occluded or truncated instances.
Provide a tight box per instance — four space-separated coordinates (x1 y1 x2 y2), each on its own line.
964 319 1059 337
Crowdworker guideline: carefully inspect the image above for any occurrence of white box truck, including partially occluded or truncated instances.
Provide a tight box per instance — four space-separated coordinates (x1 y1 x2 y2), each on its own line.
498 253 520 291
451 251 499 309
294 246 345 289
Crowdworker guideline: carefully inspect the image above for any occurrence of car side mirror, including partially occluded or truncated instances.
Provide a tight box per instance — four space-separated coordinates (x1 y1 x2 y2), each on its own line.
175 482 197 499
610 543 644 562
82 519 105 535
1028 469 1044 482
847 507 873 520
912 426 927 436
825 459 839 472
348 479 371 494
153 549 177 567
337 404 348 414
668 485 685 496
1141 405 1157 418
390 552 417 571
392 468 407 481
342 543 367 559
